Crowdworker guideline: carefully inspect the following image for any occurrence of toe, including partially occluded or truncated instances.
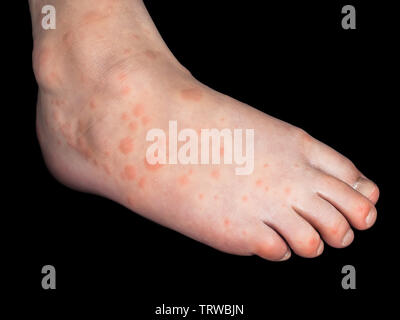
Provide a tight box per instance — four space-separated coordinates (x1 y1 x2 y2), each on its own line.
264 209 323 258
251 222 291 261
316 172 377 230
308 139 379 204
293 196 354 248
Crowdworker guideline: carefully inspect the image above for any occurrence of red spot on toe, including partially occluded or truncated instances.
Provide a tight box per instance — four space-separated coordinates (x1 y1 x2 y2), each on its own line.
119 137 134 155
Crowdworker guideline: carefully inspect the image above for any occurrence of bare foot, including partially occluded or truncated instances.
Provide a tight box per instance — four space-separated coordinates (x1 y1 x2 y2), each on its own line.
31 0 379 261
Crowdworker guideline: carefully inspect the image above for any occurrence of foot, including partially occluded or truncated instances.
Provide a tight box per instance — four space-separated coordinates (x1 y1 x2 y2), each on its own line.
31 0 379 261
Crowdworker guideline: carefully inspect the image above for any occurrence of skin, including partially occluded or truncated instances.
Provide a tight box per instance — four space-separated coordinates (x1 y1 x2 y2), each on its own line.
30 0 379 261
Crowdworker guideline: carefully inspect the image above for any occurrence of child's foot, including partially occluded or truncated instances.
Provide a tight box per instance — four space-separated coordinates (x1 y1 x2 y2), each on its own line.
31 0 379 261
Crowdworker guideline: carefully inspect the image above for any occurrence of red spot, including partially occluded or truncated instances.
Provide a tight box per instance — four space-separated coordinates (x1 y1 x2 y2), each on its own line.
178 175 189 186
214 195 219 200
220 147 224 157
121 86 131 95
121 112 129 121
144 158 164 171
128 121 137 132
211 169 220 180
132 104 145 118
224 218 230 227
220 117 225 122
263 163 269 168
265 186 270 192
198 193 204 200
242 230 247 236
89 100 96 109
119 137 134 155
188 168 193 175
180 88 203 101
284 187 291 195
102 164 111 175
256 179 262 187
123 49 132 55
124 165 136 180
141 116 151 126
138 177 147 189
242 195 248 202
118 72 128 81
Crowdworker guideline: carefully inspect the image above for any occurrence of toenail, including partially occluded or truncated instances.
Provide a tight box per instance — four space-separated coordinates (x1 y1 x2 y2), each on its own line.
342 229 354 246
365 207 376 226
353 177 376 199
316 242 324 256
279 250 291 261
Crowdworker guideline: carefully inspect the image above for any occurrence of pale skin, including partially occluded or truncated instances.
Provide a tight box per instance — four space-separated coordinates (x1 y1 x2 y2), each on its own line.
29 0 379 261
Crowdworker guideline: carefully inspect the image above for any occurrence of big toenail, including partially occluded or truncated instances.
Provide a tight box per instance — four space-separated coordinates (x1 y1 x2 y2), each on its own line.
317 242 324 255
365 208 376 226
342 229 354 246
279 250 291 261
353 177 375 198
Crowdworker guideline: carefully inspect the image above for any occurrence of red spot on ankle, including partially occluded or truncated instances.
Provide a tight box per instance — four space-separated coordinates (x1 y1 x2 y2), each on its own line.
124 165 136 180
242 195 248 202
128 121 137 132
133 104 145 117
211 169 220 180
256 179 262 187
180 88 203 102
144 158 164 171
119 137 134 155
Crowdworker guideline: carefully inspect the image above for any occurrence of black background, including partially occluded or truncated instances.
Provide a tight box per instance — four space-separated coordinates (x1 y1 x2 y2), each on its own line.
5 0 398 317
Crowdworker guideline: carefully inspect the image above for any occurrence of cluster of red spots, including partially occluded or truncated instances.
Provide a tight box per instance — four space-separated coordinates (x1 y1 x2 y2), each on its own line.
119 137 134 155
242 195 248 202
144 158 164 171
123 165 136 180
180 88 203 102
211 169 220 180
